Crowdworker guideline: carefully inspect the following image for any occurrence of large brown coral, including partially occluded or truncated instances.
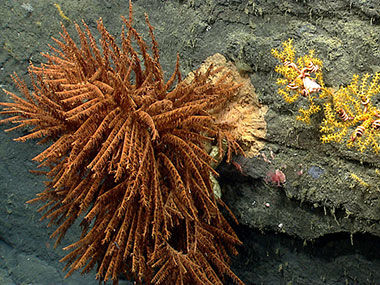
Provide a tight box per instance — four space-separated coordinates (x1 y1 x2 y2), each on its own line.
0 2 244 284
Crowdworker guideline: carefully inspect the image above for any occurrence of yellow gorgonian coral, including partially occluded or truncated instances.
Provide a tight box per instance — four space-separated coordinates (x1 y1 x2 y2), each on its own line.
272 39 328 123
272 39 380 154
320 73 380 152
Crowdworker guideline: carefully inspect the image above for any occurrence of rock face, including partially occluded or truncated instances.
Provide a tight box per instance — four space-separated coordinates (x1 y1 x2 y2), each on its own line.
1 0 380 284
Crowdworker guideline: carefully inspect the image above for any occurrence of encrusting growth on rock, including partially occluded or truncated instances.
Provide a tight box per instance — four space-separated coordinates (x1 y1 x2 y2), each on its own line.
0 1 244 284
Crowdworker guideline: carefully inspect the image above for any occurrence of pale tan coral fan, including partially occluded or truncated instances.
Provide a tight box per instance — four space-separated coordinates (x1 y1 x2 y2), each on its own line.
186 53 268 158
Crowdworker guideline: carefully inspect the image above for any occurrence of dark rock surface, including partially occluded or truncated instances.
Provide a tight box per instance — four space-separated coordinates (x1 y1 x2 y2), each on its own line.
0 0 379 284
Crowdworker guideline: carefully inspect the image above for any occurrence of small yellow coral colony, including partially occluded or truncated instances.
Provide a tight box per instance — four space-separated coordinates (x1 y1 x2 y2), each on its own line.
272 39 380 153
271 39 327 124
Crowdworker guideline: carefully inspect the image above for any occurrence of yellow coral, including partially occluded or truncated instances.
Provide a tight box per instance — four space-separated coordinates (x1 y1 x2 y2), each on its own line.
350 173 370 188
272 39 326 121
54 3 70 22
272 39 380 154
320 72 380 153
296 99 321 124
271 39 295 64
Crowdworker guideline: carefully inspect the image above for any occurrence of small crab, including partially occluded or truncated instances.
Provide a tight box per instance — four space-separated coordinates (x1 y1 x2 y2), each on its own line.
284 61 321 97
